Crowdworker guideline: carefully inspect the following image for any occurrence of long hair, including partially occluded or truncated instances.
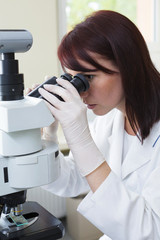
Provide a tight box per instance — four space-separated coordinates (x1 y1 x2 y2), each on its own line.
58 10 160 141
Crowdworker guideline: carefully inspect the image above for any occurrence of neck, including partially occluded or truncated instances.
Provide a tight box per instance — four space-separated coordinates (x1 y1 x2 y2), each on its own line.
125 117 136 136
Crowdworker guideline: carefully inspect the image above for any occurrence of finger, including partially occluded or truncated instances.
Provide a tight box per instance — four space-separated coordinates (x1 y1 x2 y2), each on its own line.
25 88 32 95
41 128 43 136
44 75 52 81
43 83 74 102
43 98 61 120
32 83 39 89
38 87 63 108
56 78 80 96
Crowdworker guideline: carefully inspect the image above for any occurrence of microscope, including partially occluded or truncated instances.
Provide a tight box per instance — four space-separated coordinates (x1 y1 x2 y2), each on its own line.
0 30 64 240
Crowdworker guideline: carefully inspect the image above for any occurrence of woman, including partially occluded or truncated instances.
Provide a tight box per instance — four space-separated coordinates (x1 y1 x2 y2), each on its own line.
38 10 160 239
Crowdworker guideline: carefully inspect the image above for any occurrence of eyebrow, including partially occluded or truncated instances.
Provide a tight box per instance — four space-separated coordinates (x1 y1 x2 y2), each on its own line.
83 67 119 74
82 69 98 73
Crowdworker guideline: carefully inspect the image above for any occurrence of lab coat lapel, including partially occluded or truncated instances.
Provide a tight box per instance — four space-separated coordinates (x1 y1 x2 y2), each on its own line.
121 122 160 179
107 111 124 179
121 138 151 179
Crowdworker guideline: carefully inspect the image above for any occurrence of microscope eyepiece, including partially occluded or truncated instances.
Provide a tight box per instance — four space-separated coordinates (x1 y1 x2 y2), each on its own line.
0 30 33 101
28 73 90 101
0 53 24 101
60 73 72 81
71 73 90 93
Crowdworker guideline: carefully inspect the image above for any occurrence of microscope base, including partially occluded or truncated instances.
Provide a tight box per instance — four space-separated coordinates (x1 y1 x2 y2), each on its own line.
0 201 65 240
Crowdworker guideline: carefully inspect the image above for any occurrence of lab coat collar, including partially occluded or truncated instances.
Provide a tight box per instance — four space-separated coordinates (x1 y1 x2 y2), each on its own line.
107 111 160 180
122 122 160 179
121 137 151 179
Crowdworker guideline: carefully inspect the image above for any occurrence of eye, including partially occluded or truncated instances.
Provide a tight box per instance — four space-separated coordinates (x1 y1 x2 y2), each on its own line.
84 75 94 81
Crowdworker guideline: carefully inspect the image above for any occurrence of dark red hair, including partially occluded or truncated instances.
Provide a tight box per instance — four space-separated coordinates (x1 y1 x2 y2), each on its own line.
58 10 160 141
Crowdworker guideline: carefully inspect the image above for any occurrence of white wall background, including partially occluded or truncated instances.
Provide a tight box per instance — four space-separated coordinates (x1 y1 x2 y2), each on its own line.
148 42 160 71
0 0 60 89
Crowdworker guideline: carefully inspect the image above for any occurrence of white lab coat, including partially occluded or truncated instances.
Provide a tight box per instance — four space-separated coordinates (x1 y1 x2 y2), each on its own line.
44 109 160 240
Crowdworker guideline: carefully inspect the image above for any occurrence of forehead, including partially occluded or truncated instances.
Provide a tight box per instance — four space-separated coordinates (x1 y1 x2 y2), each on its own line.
67 52 119 73
88 52 118 69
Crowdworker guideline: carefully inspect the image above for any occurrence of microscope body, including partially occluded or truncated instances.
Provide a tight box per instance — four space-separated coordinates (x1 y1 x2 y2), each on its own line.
0 96 59 197
0 29 60 197
0 30 63 239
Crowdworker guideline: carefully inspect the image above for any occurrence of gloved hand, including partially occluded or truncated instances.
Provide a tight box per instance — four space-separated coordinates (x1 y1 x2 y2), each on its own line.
25 83 39 95
42 121 59 143
38 78 105 176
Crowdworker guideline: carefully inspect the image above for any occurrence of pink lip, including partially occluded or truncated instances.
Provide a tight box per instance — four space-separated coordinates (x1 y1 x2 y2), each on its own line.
87 104 96 109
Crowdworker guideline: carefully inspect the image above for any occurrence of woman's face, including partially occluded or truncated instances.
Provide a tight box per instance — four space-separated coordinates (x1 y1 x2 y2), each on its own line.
67 53 125 116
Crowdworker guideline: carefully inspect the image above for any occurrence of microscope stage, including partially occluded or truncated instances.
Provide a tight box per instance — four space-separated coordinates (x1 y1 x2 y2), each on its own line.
0 201 65 240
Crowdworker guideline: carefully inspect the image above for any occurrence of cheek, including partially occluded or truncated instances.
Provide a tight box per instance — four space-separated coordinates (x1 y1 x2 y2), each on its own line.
86 74 124 100
108 80 123 98
96 77 124 103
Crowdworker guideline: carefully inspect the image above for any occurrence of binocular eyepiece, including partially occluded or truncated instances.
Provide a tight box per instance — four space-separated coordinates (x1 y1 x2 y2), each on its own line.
28 73 90 101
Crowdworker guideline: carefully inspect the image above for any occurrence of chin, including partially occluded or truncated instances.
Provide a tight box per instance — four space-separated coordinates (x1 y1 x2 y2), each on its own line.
93 108 112 116
92 110 106 116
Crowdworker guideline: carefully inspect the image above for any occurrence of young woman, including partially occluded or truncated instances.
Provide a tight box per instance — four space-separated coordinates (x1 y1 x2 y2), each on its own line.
38 10 160 239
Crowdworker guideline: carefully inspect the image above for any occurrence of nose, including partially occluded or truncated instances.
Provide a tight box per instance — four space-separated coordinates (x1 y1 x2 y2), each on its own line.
80 90 89 99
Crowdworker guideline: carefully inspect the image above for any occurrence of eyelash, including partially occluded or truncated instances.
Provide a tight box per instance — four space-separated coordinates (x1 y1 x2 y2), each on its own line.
84 75 94 81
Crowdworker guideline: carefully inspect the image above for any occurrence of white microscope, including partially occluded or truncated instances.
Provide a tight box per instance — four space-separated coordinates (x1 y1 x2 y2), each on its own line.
0 30 64 240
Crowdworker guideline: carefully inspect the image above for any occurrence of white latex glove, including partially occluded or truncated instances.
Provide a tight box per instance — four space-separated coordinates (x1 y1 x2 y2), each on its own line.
42 121 59 143
38 78 105 176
